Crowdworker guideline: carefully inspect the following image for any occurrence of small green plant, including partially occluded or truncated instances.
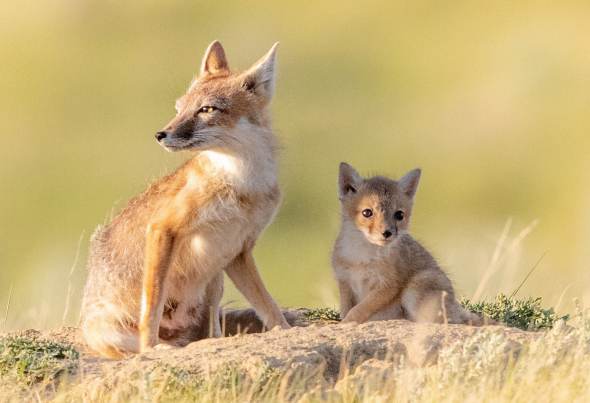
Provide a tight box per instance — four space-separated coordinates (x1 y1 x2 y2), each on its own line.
461 293 569 331
303 307 341 323
0 336 79 385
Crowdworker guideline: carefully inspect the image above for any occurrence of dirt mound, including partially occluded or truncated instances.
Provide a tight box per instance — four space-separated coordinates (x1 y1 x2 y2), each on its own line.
1 308 539 396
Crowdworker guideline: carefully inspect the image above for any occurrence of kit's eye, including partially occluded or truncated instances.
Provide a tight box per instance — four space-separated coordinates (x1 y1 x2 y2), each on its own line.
394 211 404 221
362 209 373 218
198 106 217 114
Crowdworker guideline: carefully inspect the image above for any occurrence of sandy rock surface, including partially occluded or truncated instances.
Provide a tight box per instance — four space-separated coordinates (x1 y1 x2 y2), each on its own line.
1 308 540 394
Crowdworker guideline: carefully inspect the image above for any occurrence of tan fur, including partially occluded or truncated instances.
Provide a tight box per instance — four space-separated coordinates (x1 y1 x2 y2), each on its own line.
80 41 290 358
332 163 496 327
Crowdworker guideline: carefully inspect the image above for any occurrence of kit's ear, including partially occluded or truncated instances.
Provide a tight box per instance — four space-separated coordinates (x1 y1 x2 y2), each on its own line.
399 169 421 202
339 162 363 200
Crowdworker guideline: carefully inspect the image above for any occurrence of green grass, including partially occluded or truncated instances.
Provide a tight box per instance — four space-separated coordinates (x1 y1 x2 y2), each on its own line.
461 293 569 331
305 295 567 331
0 336 78 386
303 307 342 323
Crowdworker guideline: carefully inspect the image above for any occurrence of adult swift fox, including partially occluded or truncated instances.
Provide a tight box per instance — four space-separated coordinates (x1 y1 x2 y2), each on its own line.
81 41 290 358
332 163 494 326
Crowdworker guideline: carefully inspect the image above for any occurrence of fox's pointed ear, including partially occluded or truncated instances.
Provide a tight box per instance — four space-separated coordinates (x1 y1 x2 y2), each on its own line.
339 162 362 200
399 169 421 201
240 43 279 100
200 40 230 77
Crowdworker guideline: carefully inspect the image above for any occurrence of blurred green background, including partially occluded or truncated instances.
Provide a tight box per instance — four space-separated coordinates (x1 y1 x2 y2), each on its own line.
1 0 589 330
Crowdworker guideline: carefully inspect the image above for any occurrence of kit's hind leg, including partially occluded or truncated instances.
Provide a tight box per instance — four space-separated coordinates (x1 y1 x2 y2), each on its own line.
400 270 499 326
401 270 461 324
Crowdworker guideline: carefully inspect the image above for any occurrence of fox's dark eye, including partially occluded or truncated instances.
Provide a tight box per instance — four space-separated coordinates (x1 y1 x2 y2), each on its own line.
394 211 404 221
198 106 217 114
362 209 373 218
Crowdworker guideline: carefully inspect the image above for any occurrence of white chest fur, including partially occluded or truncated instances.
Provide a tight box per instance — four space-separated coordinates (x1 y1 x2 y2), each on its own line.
335 227 394 301
202 118 278 193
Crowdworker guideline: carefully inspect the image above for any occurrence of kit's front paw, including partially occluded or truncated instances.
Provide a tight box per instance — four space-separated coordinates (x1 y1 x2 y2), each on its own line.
340 314 358 324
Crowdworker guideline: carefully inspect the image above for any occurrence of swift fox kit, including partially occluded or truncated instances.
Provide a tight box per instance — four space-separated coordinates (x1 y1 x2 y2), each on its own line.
332 163 490 326
81 41 290 358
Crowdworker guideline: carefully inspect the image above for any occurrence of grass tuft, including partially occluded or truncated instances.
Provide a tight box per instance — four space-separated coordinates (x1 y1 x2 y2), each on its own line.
462 293 569 331
303 307 341 323
0 336 79 385
304 295 567 331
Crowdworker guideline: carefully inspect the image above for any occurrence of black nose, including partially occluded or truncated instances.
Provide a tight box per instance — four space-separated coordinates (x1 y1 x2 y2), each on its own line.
383 230 393 239
155 131 167 142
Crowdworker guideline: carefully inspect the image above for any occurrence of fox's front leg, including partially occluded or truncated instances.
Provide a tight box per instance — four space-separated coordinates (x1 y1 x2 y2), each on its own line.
341 287 400 324
338 281 356 319
139 223 179 352
224 247 290 330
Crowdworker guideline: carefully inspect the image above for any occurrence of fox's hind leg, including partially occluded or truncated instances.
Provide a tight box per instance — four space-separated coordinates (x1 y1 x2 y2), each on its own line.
82 318 139 358
192 271 224 339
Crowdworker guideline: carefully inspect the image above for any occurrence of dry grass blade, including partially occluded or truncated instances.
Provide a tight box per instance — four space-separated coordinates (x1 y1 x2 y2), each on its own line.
473 218 539 301
472 218 512 301
62 231 85 326
510 250 548 298
4 285 12 331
